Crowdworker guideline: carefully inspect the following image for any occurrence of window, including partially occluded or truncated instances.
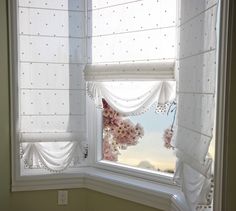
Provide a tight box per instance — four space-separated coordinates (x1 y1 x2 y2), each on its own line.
10 0 223 210
102 99 177 174
85 0 177 175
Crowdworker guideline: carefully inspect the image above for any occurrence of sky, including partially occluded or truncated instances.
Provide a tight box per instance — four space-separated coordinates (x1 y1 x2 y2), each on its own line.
116 105 177 172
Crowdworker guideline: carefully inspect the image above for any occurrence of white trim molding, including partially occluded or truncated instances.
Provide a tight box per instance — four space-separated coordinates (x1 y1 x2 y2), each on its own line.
213 0 232 210
12 167 188 211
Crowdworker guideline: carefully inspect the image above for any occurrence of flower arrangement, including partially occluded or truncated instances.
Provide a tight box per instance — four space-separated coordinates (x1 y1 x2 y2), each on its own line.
102 99 144 161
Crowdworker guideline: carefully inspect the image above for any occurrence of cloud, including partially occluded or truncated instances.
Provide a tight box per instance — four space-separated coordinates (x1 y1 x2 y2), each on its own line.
118 132 176 171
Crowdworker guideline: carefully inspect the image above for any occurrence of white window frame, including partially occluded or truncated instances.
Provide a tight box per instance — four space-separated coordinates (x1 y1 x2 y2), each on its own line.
86 97 176 184
8 0 231 210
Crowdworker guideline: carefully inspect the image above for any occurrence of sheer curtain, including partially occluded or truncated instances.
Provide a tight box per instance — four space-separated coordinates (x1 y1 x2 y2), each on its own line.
173 0 219 210
18 0 87 172
84 0 177 115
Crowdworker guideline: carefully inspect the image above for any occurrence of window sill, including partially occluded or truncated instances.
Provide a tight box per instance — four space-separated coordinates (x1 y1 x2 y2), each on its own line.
12 166 189 211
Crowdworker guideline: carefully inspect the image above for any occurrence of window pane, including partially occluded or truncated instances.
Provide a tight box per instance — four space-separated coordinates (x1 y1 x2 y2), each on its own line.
102 100 176 174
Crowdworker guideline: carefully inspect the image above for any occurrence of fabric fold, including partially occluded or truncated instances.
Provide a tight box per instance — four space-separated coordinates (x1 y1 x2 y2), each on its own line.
173 0 219 209
21 141 87 172
87 81 176 115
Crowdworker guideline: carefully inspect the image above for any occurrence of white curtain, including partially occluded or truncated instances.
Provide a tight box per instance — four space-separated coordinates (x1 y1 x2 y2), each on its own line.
87 0 176 65
18 0 87 172
87 81 176 115
173 0 218 210
85 0 177 114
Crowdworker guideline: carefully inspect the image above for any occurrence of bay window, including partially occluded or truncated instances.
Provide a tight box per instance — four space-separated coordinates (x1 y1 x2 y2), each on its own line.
10 0 222 210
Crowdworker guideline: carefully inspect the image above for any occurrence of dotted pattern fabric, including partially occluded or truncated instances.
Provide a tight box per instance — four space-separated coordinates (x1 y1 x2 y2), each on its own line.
173 0 218 209
175 1 217 167
86 0 176 75
18 0 87 171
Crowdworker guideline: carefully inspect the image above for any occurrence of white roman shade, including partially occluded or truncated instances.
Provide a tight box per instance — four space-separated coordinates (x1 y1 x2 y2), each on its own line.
87 81 176 115
173 0 219 209
17 0 87 172
84 0 177 115
85 62 175 81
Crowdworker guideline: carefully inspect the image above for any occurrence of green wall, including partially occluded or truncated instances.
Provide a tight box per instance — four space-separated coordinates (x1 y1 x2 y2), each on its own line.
1 0 236 210
10 189 86 211
0 0 10 210
8 189 161 211
0 1 162 210
84 189 160 211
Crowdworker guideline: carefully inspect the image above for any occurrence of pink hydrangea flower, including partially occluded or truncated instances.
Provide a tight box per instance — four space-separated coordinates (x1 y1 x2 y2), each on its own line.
102 99 122 129
102 99 144 161
103 135 119 161
163 128 174 149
